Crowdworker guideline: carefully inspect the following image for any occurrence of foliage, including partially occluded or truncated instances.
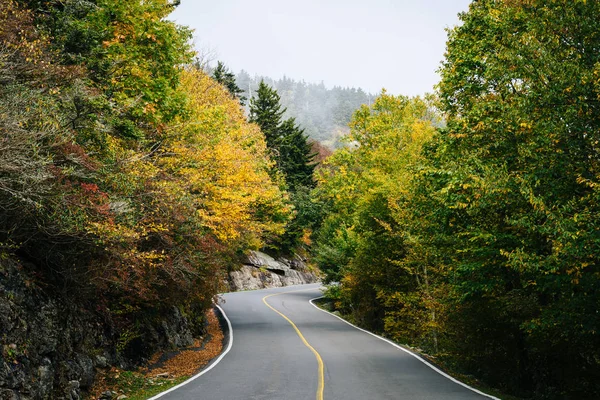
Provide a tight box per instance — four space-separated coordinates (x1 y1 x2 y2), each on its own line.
19 0 193 127
314 93 438 335
316 1 600 398
162 68 289 247
95 369 187 400
1 0 289 370
212 61 246 105
430 1 600 397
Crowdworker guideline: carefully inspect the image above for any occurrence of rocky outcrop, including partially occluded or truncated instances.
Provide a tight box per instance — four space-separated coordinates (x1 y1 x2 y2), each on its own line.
229 251 320 291
0 257 203 400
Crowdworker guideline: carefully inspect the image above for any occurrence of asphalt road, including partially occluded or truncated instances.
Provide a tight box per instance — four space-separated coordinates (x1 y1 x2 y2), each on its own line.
153 284 496 400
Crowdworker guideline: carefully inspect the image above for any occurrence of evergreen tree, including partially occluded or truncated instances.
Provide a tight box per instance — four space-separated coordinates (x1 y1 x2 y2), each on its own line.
249 81 285 149
249 81 315 191
212 61 246 105
279 118 316 190
250 81 318 253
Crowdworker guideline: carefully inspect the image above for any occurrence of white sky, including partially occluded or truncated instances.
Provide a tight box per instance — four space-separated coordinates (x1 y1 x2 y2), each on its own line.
170 0 472 96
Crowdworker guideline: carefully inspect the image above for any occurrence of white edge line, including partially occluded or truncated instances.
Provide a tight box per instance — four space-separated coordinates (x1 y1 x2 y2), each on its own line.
308 295 501 400
147 304 233 400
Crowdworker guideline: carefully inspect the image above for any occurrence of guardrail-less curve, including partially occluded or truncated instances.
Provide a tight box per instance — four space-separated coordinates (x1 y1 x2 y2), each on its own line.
263 290 325 400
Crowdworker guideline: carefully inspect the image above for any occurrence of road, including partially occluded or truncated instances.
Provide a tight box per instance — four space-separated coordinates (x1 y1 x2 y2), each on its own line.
152 284 497 400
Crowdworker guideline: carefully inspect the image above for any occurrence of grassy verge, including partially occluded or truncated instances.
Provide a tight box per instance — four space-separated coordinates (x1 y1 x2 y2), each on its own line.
91 370 187 400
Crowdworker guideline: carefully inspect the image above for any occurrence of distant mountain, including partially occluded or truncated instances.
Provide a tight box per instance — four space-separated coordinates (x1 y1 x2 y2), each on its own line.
236 71 376 148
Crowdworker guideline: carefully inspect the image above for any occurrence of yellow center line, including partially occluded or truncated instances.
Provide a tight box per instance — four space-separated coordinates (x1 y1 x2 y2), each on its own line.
262 290 325 400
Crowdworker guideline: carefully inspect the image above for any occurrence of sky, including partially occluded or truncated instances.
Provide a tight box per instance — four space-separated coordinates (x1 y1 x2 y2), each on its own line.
169 0 472 97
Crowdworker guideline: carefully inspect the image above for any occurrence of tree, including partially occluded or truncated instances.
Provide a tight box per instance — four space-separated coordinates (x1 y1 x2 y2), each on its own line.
20 0 194 129
249 80 285 149
248 81 318 252
212 61 246 105
249 81 315 191
432 1 600 397
278 118 316 190
2 0 291 368
313 93 438 335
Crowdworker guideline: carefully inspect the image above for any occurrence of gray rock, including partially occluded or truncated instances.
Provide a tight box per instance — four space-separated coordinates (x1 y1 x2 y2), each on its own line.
36 358 54 397
0 255 216 400
160 307 194 348
0 361 11 388
99 390 113 400
66 380 80 400
75 355 94 389
0 388 19 400
245 251 285 271
230 251 319 291
94 355 108 369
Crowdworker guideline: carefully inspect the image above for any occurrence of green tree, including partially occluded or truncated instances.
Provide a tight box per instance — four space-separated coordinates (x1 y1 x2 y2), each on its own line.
20 0 193 129
212 61 246 105
249 81 315 191
314 93 438 334
431 0 600 397
249 81 318 252
249 80 285 149
278 118 316 190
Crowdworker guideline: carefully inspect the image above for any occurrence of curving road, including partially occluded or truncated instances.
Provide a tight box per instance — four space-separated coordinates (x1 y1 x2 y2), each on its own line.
152 284 497 400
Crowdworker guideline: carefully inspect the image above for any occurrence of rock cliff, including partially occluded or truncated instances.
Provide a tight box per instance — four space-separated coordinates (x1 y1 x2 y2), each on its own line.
228 251 320 291
0 258 204 400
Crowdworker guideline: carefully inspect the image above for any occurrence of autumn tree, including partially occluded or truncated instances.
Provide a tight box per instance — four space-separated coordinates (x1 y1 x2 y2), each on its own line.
2 0 291 366
314 93 438 333
20 0 193 131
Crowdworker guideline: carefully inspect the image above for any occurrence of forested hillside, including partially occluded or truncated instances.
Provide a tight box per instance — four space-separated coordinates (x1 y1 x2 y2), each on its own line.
1 0 291 313
0 1 311 397
236 71 376 148
314 1 600 399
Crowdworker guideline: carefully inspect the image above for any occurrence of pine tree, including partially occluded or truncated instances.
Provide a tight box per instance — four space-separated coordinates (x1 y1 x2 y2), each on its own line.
212 61 246 105
278 118 316 190
249 81 285 149
249 81 315 190
249 82 318 253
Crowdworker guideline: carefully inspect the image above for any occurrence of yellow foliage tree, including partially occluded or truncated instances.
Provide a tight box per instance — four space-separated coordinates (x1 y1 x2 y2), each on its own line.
83 69 290 307
161 68 289 246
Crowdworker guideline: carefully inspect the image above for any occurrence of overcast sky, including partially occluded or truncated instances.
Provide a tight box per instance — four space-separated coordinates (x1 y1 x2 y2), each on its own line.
169 0 472 96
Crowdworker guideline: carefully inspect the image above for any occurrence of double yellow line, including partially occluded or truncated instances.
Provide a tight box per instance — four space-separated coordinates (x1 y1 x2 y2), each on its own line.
262 291 325 400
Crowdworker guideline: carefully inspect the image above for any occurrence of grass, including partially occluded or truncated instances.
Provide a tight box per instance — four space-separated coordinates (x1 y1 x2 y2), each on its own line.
94 370 187 400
